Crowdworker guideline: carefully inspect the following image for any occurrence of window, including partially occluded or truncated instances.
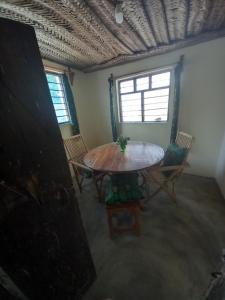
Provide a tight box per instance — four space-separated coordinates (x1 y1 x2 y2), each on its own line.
46 72 70 124
117 69 171 123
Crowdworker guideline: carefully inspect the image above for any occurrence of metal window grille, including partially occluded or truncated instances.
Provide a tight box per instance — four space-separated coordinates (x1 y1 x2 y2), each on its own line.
117 69 172 123
46 72 71 124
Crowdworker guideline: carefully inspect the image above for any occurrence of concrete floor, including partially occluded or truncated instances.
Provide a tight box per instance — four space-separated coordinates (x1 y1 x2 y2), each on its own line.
77 174 225 300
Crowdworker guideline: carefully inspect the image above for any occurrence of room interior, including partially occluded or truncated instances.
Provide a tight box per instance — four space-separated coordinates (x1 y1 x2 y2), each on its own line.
1 1 225 299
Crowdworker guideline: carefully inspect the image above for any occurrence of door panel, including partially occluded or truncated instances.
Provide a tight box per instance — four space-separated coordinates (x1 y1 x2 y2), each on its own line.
0 18 95 300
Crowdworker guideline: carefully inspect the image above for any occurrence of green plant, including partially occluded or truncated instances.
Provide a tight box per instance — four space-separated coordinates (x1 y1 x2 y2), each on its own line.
117 136 130 152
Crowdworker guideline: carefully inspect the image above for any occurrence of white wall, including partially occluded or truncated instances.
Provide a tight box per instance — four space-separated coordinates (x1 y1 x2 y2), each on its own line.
216 131 225 197
72 71 102 149
80 37 225 178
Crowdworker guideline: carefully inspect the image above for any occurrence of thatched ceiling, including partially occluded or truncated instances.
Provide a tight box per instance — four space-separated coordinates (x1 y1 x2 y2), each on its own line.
1 0 225 72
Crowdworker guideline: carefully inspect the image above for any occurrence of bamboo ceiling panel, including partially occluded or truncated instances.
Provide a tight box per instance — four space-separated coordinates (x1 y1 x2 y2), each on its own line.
1 0 225 72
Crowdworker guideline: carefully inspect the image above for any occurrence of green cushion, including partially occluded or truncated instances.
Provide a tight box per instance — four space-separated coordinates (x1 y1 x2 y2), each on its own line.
78 167 93 178
163 143 188 166
163 143 188 177
105 173 143 205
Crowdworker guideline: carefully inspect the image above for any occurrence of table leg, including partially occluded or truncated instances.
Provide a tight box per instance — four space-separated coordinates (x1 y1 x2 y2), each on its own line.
105 172 144 205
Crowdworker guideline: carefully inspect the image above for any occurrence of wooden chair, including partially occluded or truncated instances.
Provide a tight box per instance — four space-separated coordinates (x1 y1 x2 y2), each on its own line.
64 134 105 201
143 131 194 202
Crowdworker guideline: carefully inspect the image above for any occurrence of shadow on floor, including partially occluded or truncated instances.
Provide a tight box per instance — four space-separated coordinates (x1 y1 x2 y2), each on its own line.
76 174 225 300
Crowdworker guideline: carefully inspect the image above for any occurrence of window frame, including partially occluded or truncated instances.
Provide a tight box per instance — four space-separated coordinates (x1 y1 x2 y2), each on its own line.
45 71 71 125
116 67 173 124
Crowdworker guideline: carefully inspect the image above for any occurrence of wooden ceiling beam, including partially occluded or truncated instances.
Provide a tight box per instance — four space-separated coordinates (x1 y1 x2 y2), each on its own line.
0 1 104 64
38 42 84 69
203 0 225 31
40 50 80 70
184 0 190 38
163 0 188 41
83 0 134 55
1 0 225 70
187 0 210 36
140 0 158 46
143 0 170 44
35 30 93 66
86 0 147 52
61 0 132 57
83 27 225 72
0 9 86 67
122 0 157 48
33 0 122 59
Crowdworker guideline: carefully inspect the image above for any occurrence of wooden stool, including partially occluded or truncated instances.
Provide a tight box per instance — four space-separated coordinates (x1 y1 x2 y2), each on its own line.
106 202 140 238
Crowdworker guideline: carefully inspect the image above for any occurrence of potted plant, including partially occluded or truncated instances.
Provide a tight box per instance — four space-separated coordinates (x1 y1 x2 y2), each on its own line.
117 136 130 152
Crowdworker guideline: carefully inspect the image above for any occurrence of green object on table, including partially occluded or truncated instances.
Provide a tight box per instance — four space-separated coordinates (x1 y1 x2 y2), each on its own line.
120 143 126 152
117 136 130 152
106 173 143 205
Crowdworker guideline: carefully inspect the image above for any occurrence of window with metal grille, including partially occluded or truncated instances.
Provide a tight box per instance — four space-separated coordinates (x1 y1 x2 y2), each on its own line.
117 69 171 123
46 72 71 124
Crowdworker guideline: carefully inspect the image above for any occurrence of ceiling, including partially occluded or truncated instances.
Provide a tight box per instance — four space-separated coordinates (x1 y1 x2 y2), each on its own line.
1 0 225 72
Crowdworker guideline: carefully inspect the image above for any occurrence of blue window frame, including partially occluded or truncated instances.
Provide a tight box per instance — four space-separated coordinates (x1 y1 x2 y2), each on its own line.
46 72 71 124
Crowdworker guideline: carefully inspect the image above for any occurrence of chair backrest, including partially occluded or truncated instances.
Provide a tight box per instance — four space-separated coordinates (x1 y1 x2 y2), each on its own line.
176 131 193 150
64 134 87 163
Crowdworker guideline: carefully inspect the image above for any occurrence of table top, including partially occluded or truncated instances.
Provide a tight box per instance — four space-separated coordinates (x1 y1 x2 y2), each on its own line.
84 141 164 173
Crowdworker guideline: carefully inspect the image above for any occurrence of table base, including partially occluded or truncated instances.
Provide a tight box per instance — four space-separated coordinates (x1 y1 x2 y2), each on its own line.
105 173 144 205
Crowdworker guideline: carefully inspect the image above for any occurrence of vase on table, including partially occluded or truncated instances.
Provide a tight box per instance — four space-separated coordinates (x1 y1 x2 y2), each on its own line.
117 136 130 152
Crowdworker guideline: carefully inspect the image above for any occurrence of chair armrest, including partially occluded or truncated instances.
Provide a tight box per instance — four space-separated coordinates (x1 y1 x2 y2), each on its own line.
151 161 189 172
69 160 93 172
159 165 185 172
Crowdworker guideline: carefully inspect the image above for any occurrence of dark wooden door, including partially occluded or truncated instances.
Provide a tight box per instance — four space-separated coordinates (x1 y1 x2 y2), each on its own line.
0 18 96 300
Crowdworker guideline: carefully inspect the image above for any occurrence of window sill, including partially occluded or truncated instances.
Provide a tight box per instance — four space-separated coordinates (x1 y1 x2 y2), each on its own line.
59 122 71 127
119 121 168 125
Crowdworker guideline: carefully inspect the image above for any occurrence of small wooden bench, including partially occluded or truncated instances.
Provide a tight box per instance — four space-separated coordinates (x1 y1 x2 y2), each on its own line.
106 202 140 238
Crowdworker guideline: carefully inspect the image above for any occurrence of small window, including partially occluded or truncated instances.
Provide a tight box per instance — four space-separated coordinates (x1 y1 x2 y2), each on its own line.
46 72 70 124
136 76 149 91
117 69 171 123
152 72 170 88
120 80 134 94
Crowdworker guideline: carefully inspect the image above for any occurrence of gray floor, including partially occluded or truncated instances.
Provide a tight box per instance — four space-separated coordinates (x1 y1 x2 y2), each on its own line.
77 174 225 300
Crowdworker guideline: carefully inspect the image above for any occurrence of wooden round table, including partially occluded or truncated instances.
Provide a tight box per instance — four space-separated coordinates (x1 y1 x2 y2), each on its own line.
84 142 164 234
84 141 164 173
